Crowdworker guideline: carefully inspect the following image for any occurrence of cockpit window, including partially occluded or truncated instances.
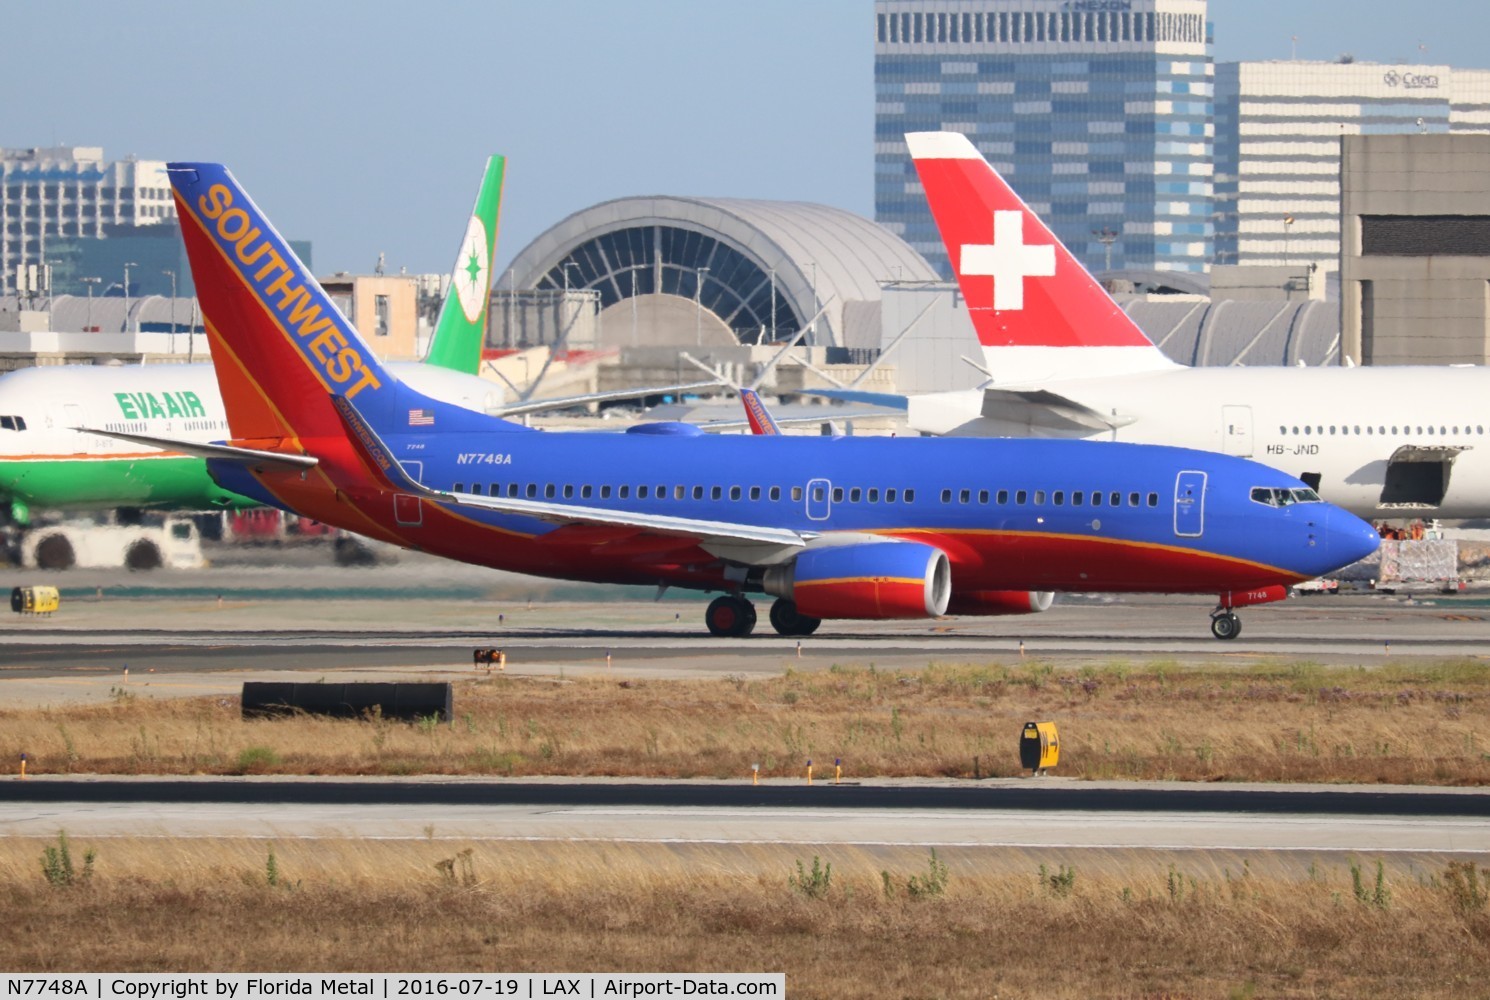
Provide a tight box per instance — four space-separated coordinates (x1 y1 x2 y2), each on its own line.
0 415 25 431
1250 486 1323 507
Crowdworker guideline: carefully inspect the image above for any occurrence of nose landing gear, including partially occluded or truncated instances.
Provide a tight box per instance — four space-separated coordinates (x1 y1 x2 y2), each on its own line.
1209 608 1242 641
1208 585 1289 640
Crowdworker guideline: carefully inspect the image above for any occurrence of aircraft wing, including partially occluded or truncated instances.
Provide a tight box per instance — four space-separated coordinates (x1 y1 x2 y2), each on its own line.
492 380 725 419
695 412 888 433
790 388 910 410
802 386 1131 432
328 396 808 555
78 428 319 472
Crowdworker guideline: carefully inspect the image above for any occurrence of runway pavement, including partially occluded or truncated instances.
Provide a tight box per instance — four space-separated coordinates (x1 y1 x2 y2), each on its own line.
1 556 1488 708
4 552 1488 866
2 777 1486 863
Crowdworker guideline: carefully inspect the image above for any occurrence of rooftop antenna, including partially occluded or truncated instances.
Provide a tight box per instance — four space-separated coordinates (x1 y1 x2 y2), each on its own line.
1290 35 1297 60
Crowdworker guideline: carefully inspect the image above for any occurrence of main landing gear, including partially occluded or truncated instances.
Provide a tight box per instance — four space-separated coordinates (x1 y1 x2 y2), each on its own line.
1209 607 1242 641
768 598 821 637
705 595 757 637
704 596 822 638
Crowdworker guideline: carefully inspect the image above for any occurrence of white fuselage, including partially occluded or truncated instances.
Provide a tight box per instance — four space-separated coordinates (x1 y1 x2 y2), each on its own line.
907 365 1490 520
0 362 506 510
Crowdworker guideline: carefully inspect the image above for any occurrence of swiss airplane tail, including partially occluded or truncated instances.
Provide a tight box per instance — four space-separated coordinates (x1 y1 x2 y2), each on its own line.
907 131 1176 382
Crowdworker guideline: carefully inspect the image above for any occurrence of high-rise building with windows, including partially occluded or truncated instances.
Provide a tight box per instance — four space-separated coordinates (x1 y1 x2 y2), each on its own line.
0 146 175 295
874 0 1213 278
1213 61 1490 275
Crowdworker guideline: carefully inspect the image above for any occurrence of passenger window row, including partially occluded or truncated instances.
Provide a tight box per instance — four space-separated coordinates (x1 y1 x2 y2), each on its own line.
450 482 798 502
443 479 1160 511
446 483 930 504
1281 424 1485 437
938 487 1159 508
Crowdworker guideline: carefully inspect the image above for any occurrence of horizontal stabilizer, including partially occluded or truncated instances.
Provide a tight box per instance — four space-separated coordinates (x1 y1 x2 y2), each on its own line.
78 428 319 472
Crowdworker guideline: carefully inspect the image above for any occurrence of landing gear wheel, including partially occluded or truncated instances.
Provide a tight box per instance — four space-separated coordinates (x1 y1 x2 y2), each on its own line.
1209 612 1241 641
706 595 757 638
769 598 822 637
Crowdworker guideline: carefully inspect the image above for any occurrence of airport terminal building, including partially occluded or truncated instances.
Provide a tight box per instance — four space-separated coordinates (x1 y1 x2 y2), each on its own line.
495 195 939 353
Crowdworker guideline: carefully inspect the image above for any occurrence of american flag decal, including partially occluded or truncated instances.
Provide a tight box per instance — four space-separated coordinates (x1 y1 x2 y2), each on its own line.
408 408 435 426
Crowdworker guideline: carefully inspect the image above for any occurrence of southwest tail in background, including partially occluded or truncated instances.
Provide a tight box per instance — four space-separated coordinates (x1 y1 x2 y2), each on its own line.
424 155 505 375
906 131 1174 381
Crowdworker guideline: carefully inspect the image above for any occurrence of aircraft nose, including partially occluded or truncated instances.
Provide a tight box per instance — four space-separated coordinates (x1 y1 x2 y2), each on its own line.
1325 506 1381 570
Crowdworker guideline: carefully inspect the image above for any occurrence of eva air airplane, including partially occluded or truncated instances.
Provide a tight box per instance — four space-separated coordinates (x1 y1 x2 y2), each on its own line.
0 156 510 525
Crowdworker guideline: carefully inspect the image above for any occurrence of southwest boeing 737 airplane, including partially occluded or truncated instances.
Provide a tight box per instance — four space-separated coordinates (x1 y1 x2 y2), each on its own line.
896 131 1490 520
139 161 1377 640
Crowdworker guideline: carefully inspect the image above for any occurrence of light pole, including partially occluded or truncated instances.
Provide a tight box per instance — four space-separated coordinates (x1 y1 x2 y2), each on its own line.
806 261 817 343
768 267 776 342
44 258 61 329
1283 215 1294 271
1092 227 1119 271
80 276 100 332
562 261 580 349
163 269 177 352
506 268 516 349
695 266 710 346
122 261 138 333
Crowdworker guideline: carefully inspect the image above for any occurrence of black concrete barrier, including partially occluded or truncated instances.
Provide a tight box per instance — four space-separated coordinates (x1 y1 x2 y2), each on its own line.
242 682 452 721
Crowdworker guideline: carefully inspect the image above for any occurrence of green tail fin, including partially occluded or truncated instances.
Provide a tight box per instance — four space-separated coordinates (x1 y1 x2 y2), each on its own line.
424 155 505 374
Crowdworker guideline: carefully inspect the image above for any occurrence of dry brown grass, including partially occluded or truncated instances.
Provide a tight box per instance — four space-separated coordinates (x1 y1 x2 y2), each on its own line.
4 658 1490 784
2 836 1488 997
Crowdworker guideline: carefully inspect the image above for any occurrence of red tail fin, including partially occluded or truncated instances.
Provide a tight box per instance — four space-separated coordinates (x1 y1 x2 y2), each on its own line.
168 163 396 446
907 131 1161 355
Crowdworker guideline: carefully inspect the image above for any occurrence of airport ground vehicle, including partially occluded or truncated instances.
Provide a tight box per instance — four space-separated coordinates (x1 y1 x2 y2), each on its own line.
20 514 204 570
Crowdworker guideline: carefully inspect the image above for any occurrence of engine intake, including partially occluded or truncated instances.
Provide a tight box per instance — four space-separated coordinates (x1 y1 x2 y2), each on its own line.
763 541 951 619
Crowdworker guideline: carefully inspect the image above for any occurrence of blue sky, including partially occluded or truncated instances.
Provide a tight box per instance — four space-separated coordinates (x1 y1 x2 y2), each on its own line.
5 1 1487 276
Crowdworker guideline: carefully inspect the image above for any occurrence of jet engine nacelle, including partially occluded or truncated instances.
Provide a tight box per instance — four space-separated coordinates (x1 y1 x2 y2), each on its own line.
945 590 1055 616
763 540 952 619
